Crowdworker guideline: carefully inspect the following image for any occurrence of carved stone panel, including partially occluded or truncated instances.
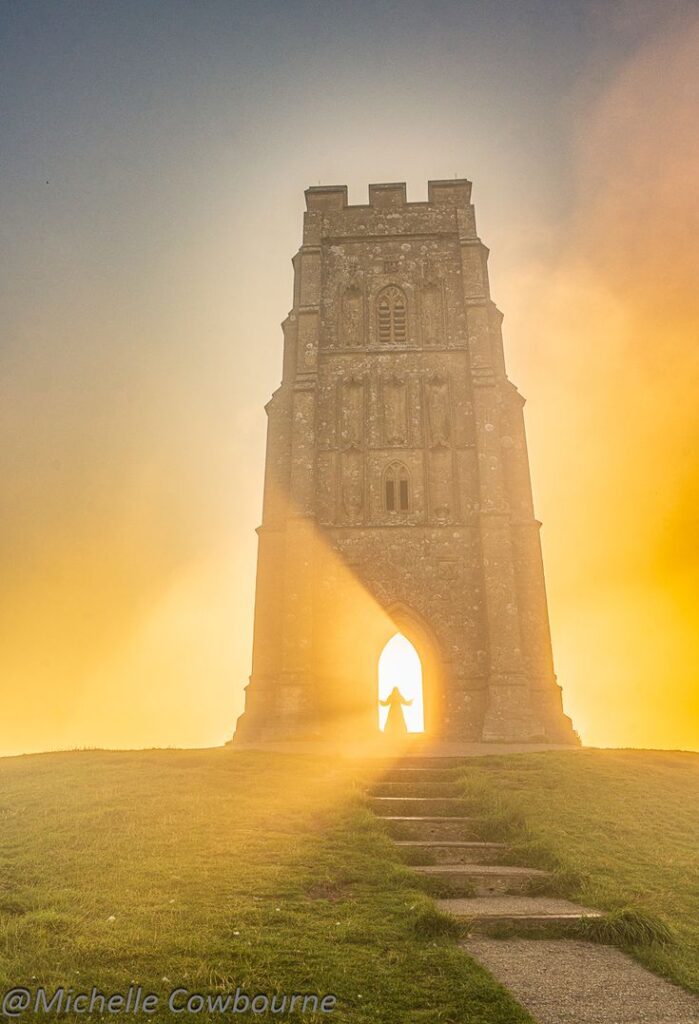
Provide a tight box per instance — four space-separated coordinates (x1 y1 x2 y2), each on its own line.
315 452 335 525
340 450 363 523
428 448 453 520
339 377 364 449
341 285 364 347
421 282 444 346
426 375 451 447
382 375 408 445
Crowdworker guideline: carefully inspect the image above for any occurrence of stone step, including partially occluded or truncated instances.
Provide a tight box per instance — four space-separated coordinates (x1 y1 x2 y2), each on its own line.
395 840 507 865
413 863 549 897
369 796 469 817
380 767 458 784
370 757 467 770
437 895 602 936
392 757 467 768
370 781 460 798
382 816 482 842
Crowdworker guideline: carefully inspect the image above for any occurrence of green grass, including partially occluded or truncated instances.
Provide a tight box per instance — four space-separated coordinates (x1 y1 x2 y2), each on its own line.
0 749 532 1023
456 749 699 992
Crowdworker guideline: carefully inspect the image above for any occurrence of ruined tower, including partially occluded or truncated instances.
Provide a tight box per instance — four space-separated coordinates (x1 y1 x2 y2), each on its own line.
233 180 577 746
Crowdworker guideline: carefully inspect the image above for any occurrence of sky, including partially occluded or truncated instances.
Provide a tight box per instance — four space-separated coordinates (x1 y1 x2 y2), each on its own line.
1 0 697 757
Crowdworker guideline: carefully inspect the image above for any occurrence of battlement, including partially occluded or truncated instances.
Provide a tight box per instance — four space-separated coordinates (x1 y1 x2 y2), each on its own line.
304 179 472 212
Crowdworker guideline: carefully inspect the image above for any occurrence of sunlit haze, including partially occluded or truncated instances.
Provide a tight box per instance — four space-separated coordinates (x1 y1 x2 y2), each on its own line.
1 1 697 756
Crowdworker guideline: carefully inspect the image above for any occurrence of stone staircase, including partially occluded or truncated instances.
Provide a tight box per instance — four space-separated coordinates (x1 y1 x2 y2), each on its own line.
370 757 602 934
369 758 699 1023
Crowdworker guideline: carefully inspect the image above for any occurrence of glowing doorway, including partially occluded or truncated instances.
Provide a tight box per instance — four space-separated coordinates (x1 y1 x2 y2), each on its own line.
378 633 425 733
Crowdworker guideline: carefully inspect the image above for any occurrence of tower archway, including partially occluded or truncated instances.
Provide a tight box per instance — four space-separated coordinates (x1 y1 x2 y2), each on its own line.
374 603 445 738
378 634 424 733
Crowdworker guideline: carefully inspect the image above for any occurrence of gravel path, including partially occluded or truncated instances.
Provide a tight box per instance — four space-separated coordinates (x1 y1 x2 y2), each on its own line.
465 939 699 1024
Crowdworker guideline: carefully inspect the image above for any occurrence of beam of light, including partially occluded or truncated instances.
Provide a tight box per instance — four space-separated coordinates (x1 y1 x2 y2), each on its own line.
378 634 424 734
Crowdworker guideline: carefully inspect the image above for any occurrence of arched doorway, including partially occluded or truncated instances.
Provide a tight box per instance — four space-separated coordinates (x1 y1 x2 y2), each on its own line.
377 633 425 733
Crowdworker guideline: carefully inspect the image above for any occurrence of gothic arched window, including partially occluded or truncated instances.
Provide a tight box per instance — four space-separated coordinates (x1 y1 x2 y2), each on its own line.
384 462 410 512
377 286 407 345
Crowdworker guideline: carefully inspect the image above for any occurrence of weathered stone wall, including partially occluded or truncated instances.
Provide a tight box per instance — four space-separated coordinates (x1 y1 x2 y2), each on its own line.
234 180 578 745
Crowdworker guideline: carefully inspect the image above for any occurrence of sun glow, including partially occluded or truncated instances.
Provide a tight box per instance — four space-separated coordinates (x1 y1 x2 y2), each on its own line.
2 7 698 757
378 634 424 733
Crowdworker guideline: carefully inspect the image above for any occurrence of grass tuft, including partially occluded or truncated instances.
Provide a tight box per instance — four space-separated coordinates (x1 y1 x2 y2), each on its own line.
525 865 589 898
0 897 29 916
581 908 675 949
396 846 437 867
22 909 73 933
408 900 462 940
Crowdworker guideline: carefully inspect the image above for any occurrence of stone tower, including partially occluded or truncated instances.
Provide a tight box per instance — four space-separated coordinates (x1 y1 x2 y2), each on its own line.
233 180 577 746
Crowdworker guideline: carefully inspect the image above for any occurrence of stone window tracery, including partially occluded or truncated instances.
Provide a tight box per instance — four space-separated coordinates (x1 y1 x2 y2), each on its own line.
384 462 410 512
377 286 407 345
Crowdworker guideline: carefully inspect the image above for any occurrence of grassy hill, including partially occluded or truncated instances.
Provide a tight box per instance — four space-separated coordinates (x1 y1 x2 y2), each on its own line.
0 747 697 1021
0 748 530 1023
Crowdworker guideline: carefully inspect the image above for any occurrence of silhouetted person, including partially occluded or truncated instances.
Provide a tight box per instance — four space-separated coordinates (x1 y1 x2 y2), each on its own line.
380 687 413 737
